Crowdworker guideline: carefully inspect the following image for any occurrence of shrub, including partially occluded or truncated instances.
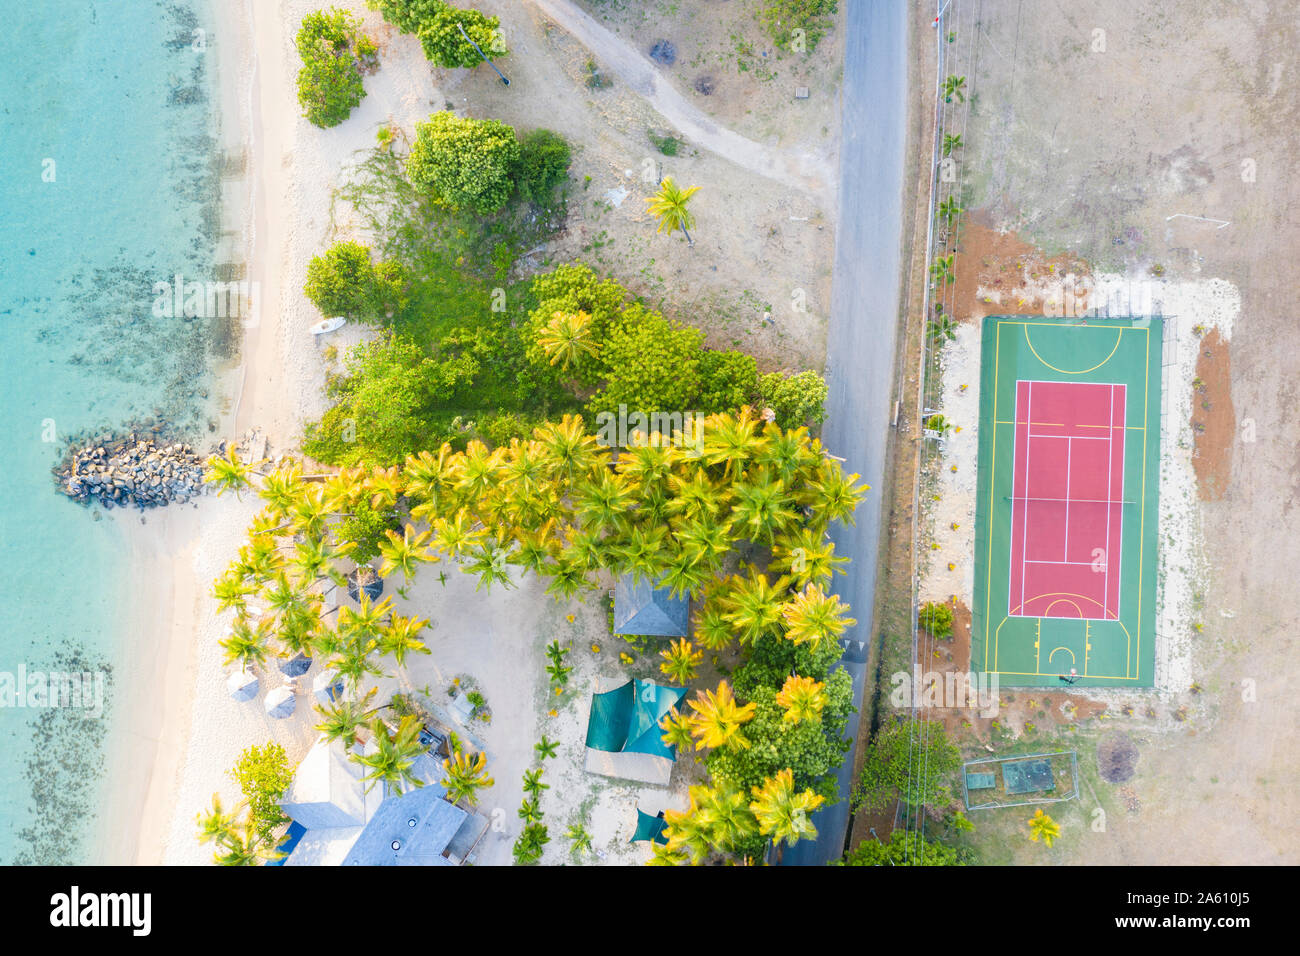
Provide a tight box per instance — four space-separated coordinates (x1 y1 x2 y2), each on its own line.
296 8 371 128
304 241 374 316
407 111 522 214
918 600 954 639
758 369 829 428
516 129 572 206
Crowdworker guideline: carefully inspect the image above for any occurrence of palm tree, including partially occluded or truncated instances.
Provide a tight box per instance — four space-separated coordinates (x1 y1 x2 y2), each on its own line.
1028 808 1061 847
659 638 703 683
441 740 494 806
930 253 955 287
535 736 560 760
691 603 734 652
542 554 589 601
517 797 544 825
769 526 848 589
378 612 431 668
576 470 634 536
749 769 825 848
212 570 254 615
775 674 828 724
538 310 599 369
522 767 549 799
258 461 304 519
378 524 436 585
943 74 967 103
719 569 786 646
646 176 700 245
695 785 758 853
213 819 283 866
781 583 857 649
204 445 255 498
687 680 757 751
220 615 271 670
939 196 963 225
613 523 669 582
659 709 696 751
798 462 868 532
314 687 378 751
927 313 958 344
533 414 600 483
353 715 427 795
700 409 767 477
195 793 238 847
730 468 798 544
942 132 964 156
432 508 485 560
662 796 715 865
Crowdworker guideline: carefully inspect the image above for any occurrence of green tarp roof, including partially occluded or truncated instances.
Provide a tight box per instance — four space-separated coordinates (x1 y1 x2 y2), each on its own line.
585 678 688 760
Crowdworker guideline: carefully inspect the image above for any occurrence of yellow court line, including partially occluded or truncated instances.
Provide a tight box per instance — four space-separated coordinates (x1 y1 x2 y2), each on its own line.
985 669 1141 680
1024 324 1124 374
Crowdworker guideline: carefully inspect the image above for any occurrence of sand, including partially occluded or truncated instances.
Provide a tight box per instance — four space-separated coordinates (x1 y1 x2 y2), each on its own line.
96 0 438 865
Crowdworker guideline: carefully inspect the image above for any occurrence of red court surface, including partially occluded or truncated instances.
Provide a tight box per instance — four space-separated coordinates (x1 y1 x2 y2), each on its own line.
1008 381 1126 620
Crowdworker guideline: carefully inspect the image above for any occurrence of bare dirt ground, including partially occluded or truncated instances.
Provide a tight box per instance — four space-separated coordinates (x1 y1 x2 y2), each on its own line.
903 0 1300 865
432 0 844 373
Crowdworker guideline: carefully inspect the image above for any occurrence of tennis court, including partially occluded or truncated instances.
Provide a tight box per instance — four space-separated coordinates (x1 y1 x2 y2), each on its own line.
972 317 1162 687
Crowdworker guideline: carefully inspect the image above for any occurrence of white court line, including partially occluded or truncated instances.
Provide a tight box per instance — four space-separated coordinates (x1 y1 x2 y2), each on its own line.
1063 436 1072 562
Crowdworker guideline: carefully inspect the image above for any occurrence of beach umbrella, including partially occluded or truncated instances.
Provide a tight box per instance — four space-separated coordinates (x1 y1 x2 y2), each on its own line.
312 669 344 705
227 669 259 702
279 652 312 678
265 684 297 719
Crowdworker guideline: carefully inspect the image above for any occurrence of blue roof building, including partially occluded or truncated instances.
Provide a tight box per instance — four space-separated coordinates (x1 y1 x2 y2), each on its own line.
280 738 489 866
613 574 689 637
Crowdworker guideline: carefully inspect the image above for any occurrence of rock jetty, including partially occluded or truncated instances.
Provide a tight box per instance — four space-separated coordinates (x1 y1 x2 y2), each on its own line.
56 433 208 510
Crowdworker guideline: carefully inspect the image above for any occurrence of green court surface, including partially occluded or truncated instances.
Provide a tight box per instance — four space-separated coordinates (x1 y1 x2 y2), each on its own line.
972 316 1162 687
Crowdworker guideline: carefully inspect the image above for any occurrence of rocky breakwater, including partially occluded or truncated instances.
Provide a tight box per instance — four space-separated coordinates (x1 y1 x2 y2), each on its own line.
56 433 209 510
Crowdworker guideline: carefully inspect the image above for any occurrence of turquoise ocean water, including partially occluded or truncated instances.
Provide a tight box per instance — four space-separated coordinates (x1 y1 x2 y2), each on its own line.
0 0 231 863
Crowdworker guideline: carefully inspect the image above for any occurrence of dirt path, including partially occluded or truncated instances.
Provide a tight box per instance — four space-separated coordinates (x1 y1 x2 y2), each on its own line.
529 0 836 204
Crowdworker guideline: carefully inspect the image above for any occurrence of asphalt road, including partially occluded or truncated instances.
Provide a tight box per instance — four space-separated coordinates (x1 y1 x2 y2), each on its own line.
781 0 911 866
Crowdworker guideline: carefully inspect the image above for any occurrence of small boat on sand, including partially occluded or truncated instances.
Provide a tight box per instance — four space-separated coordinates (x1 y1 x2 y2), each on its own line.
309 316 346 335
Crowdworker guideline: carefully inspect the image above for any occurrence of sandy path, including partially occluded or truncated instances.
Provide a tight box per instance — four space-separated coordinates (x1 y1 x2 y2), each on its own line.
530 0 836 204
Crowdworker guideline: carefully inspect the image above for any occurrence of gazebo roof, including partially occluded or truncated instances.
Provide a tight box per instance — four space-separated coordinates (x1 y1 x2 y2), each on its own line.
613 574 689 637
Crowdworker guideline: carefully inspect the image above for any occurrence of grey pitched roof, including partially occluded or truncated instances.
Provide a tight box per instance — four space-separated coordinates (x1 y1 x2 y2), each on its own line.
613 574 689 637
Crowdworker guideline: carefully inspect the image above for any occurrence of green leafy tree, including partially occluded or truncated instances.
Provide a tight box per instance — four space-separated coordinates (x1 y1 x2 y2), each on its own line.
296 8 373 128
304 241 406 320
841 830 971 866
758 370 829 429
416 4 506 68
586 309 703 419
334 499 401 565
407 111 521 215
852 719 961 812
230 743 295 842
697 350 758 413
516 129 571 205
